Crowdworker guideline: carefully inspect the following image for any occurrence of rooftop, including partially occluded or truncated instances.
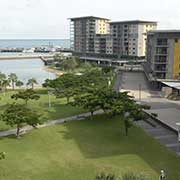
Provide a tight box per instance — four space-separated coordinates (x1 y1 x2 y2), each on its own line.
109 20 157 24
148 30 180 34
69 16 110 21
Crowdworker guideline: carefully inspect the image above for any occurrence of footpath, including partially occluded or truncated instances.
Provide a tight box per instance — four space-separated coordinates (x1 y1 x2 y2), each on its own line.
0 110 103 137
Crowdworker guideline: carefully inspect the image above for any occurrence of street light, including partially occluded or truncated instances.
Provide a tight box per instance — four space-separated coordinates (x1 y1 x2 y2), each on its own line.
176 123 180 152
139 84 142 101
48 90 53 109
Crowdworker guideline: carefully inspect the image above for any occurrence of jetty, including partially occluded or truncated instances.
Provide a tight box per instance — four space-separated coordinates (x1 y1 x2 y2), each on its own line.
0 54 54 60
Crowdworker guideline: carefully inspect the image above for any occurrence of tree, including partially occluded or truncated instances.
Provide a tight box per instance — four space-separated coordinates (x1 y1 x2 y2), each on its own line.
8 73 18 90
11 89 40 105
0 72 6 91
43 74 79 103
72 89 101 119
16 80 24 89
0 152 5 160
0 103 41 138
96 172 116 180
27 78 38 89
109 92 150 136
61 58 78 72
120 172 148 180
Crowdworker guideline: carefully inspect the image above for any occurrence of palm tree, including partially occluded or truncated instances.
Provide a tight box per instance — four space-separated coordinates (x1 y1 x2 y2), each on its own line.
0 72 6 91
27 78 38 89
16 80 24 89
2 79 10 93
8 73 18 90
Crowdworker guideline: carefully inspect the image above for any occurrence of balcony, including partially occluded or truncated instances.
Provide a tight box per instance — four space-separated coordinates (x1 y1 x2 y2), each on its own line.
156 39 168 46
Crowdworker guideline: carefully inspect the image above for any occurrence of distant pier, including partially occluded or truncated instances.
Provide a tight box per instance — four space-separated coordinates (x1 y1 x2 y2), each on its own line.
0 54 54 60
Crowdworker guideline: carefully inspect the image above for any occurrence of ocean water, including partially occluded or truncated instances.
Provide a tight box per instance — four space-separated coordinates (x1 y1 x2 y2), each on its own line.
0 59 56 86
0 39 68 86
0 39 70 49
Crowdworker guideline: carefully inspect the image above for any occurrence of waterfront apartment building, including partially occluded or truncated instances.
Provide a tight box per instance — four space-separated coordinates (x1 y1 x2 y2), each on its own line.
146 30 180 80
70 16 110 55
108 20 157 57
70 17 157 58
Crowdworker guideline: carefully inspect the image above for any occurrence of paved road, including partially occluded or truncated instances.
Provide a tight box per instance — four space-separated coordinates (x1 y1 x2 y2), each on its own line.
120 71 180 155
121 71 180 131
113 71 123 92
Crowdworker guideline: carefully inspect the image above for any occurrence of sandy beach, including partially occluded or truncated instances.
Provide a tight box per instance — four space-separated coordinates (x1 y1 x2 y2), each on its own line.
43 66 64 76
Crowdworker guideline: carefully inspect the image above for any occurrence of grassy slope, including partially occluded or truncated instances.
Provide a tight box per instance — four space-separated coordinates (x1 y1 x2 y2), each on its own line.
0 115 180 180
0 89 85 131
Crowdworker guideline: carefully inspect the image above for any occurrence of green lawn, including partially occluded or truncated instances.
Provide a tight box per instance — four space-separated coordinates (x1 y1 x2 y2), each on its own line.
0 114 180 180
0 89 85 131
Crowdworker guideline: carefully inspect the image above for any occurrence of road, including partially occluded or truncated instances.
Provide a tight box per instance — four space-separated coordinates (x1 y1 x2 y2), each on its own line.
120 71 180 155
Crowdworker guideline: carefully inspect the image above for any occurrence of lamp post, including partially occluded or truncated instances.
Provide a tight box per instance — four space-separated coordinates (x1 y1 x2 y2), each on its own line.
176 123 180 152
48 90 53 109
139 84 142 101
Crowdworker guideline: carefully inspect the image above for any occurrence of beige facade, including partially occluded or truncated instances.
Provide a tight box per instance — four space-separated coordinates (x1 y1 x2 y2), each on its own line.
146 30 180 80
95 19 109 34
109 21 157 57
70 17 157 58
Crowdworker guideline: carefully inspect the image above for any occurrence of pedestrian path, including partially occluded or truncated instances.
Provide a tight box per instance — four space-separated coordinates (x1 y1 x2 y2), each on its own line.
135 118 180 156
0 110 104 138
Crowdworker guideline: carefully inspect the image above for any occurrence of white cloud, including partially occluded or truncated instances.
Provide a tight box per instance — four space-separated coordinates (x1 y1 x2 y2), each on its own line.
0 0 179 39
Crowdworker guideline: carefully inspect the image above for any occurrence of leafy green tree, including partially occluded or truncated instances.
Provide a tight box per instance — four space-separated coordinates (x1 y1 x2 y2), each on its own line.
62 58 78 72
0 103 41 137
0 72 6 90
8 73 18 90
1 79 10 93
72 89 101 119
109 92 150 136
120 172 148 180
0 152 5 160
44 74 80 103
96 172 116 180
11 89 40 105
27 78 38 89
16 80 24 88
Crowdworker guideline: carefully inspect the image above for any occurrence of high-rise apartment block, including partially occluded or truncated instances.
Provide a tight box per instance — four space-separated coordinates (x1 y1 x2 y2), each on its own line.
70 16 157 58
70 16 110 55
146 30 180 80
109 21 157 57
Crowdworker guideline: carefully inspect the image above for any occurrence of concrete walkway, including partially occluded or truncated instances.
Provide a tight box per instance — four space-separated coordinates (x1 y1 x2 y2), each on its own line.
0 110 104 137
135 118 180 156
120 71 180 155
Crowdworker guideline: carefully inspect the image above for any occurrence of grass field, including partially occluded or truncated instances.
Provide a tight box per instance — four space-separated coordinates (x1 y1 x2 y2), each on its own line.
0 114 180 180
0 89 85 131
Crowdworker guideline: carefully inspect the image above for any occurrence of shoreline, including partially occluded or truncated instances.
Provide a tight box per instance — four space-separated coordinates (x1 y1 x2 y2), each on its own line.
43 66 64 76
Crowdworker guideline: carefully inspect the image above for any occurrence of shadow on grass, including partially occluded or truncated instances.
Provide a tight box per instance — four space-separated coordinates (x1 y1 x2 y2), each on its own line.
59 114 180 179
39 102 86 120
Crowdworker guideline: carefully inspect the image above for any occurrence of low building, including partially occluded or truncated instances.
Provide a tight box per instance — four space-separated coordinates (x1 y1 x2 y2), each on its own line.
146 30 180 80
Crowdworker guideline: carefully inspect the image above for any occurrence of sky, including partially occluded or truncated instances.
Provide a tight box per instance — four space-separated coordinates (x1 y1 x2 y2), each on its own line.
0 0 180 39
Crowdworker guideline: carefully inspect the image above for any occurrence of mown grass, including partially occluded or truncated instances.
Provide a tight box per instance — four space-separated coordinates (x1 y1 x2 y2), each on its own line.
0 114 180 180
0 89 85 131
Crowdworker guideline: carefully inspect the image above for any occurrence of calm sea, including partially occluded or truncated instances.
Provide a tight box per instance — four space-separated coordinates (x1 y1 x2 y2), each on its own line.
0 59 56 87
0 39 70 86
0 39 70 49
